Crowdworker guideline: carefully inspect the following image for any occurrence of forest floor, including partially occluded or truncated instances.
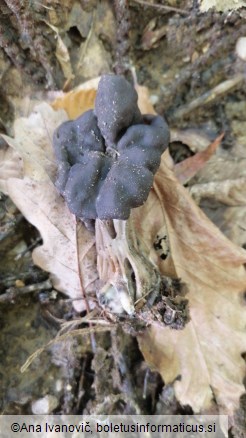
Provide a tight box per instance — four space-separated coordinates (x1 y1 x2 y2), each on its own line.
0 1 246 435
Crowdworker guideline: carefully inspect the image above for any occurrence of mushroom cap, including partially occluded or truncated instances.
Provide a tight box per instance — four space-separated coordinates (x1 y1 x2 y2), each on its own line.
96 161 154 220
53 110 104 165
94 74 142 147
64 152 112 219
53 74 170 220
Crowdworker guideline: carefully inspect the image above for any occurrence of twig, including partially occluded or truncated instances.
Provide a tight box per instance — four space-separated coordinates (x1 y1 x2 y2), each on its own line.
15 237 42 260
131 0 188 15
172 74 245 120
0 279 52 303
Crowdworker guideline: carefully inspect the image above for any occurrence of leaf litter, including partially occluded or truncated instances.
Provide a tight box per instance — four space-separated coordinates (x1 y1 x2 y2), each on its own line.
0 79 246 416
138 152 246 414
1 101 98 313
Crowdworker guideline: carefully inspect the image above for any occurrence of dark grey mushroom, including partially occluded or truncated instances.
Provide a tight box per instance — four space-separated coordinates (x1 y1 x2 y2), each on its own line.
64 152 112 219
94 74 142 148
53 74 170 221
117 115 169 173
96 161 154 219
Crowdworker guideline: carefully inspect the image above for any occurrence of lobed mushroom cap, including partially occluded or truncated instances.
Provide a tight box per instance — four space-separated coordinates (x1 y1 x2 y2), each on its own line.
53 74 170 220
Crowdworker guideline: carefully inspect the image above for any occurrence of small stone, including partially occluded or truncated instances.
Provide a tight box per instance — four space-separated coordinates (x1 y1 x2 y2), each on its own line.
55 379 63 392
15 279 25 288
31 395 59 414
149 94 159 105
236 37 246 61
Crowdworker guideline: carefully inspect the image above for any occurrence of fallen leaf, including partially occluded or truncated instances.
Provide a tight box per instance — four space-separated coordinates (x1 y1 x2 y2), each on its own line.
174 133 224 184
51 77 99 119
138 154 246 414
1 99 98 312
130 150 177 278
200 0 246 12
189 177 246 206
192 179 246 249
45 21 74 83
2 103 66 182
171 128 246 186
0 146 23 194
171 121 246 254
191 155 246 184
7 177 97 312
171 128 212 153
136 84 157 115
216 207 246 248
55 35 74 82
76 32 111 80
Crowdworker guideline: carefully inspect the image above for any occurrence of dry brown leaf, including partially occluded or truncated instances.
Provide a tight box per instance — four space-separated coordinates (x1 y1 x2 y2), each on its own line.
192 155 246 184
0 146 23 194
45 21 74 83
171 128 246 185
171 125 246 253
136 84 157 115
51 77 99 118
1 99 98 312
6 177 97 312
76 32 111 80
138 154 246 414
2 103 65 182
129 151 177 278
217 207 246 248
55 35 74 82
191 179 246 249
166 129 225 186
189 178 246 206
174 134 224 184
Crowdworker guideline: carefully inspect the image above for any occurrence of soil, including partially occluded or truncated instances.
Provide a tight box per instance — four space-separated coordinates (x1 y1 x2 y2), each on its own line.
0 0 245 434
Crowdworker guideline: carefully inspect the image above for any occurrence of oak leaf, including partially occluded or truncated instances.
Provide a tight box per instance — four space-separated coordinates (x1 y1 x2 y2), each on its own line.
1 102 98 312
137 153 246 414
